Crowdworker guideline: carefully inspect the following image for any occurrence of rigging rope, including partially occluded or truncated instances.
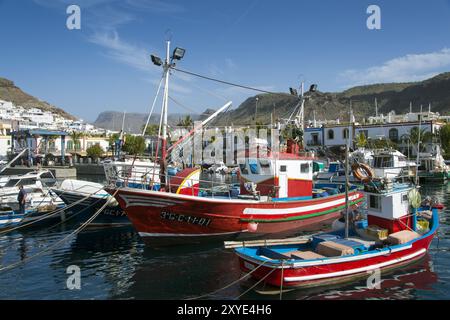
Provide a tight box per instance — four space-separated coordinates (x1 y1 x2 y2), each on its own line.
142 75 164 136
172 67 298 98
0 185 106 235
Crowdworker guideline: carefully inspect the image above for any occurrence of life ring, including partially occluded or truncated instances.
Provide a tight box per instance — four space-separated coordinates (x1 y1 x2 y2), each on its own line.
351 163 374 183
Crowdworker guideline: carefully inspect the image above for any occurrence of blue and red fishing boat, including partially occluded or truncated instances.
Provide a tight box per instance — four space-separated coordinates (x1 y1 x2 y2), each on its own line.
230 178 441 289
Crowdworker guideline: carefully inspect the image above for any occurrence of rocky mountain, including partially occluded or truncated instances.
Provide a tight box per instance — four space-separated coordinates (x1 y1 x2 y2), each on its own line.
93 111 207 133
212 72 450 125
0 77 76 120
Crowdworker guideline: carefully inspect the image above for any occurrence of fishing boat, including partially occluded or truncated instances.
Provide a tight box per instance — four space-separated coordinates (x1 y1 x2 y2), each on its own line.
228 161 441 290
314 148 415 184
51 179 130 227
371 149 416 180
417 145 449 183
105 41 365 244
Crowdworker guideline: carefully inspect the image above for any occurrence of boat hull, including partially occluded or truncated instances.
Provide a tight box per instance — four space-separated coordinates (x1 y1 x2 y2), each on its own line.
52 189 130 227
236 230 435 288
107 187 364 243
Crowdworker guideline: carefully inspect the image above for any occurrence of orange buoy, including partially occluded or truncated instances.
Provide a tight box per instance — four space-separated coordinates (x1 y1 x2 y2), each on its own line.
351 163 374 183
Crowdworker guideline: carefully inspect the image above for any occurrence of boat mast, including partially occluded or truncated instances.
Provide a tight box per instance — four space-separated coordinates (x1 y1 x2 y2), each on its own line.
161 40 171 162
415 104 423 185
344 103 351 239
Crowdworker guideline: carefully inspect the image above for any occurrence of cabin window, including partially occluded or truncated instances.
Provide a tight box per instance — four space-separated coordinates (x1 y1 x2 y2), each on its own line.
239 163 248 174
389 128 399 142
374 156 393 168
402 194 408 203
327 129 334 140
300 163 309 173
369 195 381 211
280 165 287 172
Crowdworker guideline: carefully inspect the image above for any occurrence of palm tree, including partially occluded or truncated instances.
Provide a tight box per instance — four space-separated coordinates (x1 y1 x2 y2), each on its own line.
177 115 194 129
401 127 433 154
69 131 84 152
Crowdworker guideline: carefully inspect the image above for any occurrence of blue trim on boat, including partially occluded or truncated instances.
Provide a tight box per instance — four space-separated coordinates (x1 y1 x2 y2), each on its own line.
272 196 313 202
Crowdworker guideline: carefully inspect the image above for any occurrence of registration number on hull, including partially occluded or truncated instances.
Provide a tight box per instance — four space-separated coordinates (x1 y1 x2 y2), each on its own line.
160 211 211 227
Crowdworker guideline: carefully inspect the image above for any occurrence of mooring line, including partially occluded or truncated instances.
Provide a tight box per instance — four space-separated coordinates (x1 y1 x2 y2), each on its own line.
186 259 270 300
235 267 277 299
0 190 119 273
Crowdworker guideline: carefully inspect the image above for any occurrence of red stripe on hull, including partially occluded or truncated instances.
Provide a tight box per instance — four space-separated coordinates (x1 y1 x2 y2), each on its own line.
109 188 364 241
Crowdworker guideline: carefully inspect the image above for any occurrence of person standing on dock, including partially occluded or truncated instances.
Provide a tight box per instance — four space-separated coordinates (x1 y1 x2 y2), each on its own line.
17 185 27 215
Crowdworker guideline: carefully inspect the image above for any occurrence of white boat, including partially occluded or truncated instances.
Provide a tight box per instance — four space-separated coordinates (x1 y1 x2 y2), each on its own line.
0 170 64 211
371 149 416 180
417 145 449 182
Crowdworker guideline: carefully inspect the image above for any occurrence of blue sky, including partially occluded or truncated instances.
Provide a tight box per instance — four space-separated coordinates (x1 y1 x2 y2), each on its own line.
1 0 450 122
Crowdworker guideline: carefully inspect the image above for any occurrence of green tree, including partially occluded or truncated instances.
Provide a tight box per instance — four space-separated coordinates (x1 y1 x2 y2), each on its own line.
122 134 146 155
355 132 368 148
439 123 450 158
86 144 104 160
281 124 303 143
143 124 159 136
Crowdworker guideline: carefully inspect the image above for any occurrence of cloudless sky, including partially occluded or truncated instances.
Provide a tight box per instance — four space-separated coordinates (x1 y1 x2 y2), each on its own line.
1 0 450 122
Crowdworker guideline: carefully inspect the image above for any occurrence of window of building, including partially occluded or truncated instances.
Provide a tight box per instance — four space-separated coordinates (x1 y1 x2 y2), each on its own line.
343 128 349 140
328 129 334 140
389 128 399 142
369 195 381 211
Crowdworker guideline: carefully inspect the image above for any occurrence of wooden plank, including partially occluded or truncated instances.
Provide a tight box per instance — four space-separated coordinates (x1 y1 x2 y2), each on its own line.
224 237 311 249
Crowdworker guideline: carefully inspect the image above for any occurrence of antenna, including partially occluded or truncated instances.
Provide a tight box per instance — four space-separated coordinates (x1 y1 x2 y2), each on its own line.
375 98 378 117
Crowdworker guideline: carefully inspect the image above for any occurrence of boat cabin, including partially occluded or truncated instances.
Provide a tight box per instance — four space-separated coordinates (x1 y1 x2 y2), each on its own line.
364 181 413 233
238 153 314 199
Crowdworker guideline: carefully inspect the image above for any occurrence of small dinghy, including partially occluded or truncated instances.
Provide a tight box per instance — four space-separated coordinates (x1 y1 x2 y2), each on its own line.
228 181 441 290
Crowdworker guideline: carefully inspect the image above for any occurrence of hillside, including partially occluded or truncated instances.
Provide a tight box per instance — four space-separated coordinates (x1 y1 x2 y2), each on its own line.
0 77 76 120
212 72 450 125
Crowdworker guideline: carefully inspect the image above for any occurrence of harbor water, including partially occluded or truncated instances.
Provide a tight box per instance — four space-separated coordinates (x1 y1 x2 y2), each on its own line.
0 176 449 300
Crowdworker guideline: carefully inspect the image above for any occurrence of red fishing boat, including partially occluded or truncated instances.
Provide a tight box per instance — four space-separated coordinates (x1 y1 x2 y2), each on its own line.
107 150 364 243
105 40 364 244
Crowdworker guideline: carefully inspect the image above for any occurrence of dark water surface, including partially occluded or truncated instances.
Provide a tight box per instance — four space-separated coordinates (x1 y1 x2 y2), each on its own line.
0 177 449 300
